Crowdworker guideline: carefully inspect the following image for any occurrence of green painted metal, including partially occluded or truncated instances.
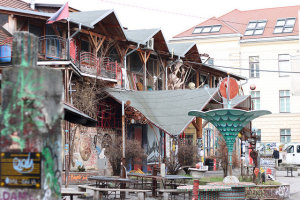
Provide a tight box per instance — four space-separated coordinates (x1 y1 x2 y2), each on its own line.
188 109 271 166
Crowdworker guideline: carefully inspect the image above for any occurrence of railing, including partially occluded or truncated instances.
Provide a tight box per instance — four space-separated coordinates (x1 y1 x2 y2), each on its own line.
38 35 68 60
0 37 12 63
80 52 99 75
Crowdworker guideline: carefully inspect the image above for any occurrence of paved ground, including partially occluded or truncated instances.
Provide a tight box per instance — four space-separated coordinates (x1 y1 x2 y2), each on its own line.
62 169 300 199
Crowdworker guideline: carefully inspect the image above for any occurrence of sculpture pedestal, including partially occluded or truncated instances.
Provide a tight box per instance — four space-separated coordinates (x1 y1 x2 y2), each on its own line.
189 166 208 179
223 176 239 183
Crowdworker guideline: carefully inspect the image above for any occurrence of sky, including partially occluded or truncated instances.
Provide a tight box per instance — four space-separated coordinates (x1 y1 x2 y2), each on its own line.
30 0 300 40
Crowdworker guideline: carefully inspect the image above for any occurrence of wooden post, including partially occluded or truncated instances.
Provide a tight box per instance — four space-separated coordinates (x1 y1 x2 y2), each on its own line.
0 32 63 198
121 101 126 199
195 70 203 163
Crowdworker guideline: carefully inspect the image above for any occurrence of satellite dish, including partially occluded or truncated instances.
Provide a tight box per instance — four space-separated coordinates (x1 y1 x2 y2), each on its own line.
219 77 239 100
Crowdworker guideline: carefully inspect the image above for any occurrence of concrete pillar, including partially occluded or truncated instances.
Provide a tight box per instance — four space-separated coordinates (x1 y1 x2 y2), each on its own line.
0 32 63 199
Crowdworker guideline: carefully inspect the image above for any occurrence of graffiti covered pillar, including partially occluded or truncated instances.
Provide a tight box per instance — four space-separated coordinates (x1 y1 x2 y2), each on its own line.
0 32 63 199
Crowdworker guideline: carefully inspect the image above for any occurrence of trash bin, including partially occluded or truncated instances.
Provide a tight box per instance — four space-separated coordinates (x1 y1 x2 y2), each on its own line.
0 45 11 63
205 158 214 171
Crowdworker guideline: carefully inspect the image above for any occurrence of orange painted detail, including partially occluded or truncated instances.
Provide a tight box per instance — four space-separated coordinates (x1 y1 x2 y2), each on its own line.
219 77 239 100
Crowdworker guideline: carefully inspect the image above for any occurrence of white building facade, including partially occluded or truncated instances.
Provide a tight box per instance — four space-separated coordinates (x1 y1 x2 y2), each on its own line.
171 6 300 144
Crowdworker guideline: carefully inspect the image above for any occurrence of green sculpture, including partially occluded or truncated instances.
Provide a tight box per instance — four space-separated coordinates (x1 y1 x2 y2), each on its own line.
188 109 271 176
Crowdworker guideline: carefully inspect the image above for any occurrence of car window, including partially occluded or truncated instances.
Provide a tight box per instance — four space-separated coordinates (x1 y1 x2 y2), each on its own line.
286 145 294 153
297 145 300 153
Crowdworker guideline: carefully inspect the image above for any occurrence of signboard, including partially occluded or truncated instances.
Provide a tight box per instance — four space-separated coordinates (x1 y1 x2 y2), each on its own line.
0 152 41 188
260 157 276 178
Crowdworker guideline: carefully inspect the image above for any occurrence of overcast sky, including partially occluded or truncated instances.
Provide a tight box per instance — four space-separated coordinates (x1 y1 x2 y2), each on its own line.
30 0 300 40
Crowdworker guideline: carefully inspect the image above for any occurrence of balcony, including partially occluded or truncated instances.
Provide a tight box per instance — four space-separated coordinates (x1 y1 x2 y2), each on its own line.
38 35 68 61
0 35 123 84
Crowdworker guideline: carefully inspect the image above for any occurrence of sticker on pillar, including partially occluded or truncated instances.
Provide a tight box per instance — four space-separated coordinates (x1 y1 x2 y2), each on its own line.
0 152 41 188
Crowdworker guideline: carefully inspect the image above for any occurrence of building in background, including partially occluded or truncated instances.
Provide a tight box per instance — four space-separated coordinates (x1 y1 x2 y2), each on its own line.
171 5 300 144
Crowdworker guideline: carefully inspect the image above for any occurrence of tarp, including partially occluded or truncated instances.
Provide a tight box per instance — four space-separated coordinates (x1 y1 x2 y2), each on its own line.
107 88 220 136
107 88 250 136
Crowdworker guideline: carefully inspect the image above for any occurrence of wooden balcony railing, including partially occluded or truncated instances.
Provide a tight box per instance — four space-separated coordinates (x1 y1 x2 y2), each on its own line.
38 35 68 60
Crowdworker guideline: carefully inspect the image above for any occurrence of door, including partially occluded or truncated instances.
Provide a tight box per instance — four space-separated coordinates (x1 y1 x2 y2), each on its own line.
285 145 295 164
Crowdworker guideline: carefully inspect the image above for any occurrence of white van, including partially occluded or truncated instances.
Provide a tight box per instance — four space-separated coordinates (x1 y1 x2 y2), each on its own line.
282 143 300 165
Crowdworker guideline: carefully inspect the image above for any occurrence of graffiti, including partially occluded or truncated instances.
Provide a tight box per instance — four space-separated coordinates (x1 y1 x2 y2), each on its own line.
0 191 37 200
246 185 290 200
42 146 60 199
13 153 34 174
276 185 290 198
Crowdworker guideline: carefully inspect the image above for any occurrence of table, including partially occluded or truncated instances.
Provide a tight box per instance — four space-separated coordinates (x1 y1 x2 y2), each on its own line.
88 176 136 199
61 188 87 200
128 173 192 196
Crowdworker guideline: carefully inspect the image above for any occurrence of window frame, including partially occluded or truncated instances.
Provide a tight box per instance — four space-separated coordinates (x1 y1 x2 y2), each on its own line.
279 90 290 113
273 18 296 34
278 54 290 77
244 20 267 36
249 56 260 78
192 25 222 34
280 129 291 144
250 91 260 110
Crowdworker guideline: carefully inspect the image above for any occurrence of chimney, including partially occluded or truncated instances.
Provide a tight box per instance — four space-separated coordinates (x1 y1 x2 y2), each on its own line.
30 0 35 10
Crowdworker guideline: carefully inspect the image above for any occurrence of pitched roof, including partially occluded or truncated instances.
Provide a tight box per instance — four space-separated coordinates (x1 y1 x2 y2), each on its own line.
174 5 300 40
69 10 113 28
125 28 161 45
167 42 196 57
107 88 249 136
0 0 32 11
125 28 169 52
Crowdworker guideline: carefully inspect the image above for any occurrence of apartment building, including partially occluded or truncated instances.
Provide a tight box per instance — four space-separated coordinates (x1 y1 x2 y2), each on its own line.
171 6 300 144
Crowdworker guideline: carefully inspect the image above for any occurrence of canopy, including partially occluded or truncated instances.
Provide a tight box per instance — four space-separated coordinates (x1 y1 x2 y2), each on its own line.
107 88 249 136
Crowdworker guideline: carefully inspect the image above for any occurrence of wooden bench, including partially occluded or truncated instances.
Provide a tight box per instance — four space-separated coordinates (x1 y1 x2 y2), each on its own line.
158 189 191 200
61 188 87 200
78 185 151 200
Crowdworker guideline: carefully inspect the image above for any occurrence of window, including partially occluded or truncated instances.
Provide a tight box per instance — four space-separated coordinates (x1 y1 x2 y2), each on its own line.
274 18 296 34
193 25 222 34
286 145 294 153
207 58 214 65
251 91 260 110
279 90 290 113
278 54 291 77
256 129 261 143
297 145 300 153
244 20 267 36
249 56 259 78
281 129 291 143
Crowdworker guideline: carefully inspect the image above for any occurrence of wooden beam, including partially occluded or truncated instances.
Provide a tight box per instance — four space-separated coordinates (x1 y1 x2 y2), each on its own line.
51 24 61 37
192 121 200 131
96 36 106 53
79 29 106 39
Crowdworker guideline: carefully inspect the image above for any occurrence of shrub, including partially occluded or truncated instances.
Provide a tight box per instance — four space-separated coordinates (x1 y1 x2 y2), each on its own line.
105 136 146 176
165 151 181 175
177 141 199 167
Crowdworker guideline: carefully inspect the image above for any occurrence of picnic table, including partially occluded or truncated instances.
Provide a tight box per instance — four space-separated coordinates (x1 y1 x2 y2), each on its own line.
128 173 192 196
61 188 87 200
88 176 137 199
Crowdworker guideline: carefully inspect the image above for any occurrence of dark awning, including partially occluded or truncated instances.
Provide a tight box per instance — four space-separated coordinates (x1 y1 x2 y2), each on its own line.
64 103 97 127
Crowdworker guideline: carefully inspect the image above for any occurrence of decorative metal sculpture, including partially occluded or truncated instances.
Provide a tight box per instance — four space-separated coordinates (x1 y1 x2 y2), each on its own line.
188 75 271 181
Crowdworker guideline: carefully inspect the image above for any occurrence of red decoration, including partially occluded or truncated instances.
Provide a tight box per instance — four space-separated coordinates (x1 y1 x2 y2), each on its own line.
250 84 256 90
219 77 239 99
266 168 272 175
254 168 259 177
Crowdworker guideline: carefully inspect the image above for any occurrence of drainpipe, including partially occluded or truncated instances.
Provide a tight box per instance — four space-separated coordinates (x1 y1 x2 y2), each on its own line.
70 23 81 39
124 43 140 90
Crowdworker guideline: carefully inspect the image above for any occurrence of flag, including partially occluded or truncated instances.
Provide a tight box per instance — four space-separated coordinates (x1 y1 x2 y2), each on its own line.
47 2 69 24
